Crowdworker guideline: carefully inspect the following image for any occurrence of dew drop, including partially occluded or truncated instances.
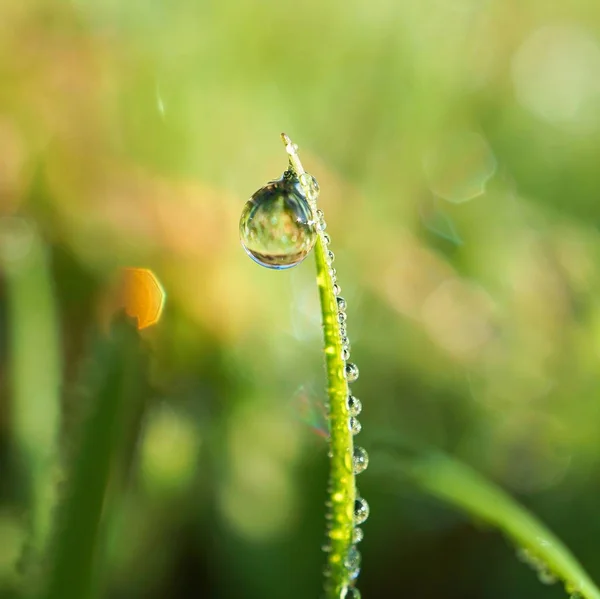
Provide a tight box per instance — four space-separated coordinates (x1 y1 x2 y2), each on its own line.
352 527 364 544
354 497 370 525
347 396 362 416
240 174 317 269
329 267 337 277
341 587 361 599
349 417 362 435
339 324 347 338
299 172 320 201
327 250 335 263
338 311 347 324
333 284 342 296
345 546 361 580
538 569 557 585
345 363 359 382
353 446 369 474
337 297 347 311
323 233 331 244
341 347 351 360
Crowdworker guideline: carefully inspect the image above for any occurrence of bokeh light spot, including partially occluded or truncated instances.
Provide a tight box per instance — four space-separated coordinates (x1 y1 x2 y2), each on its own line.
122 267 166 329
423 131 497 203
512 25 600 127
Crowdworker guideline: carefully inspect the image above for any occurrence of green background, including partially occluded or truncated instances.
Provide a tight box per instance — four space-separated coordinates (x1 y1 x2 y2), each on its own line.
2 0 600 597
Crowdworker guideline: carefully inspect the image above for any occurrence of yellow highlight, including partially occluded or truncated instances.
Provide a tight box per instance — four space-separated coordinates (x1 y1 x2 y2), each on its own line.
121 268 166 329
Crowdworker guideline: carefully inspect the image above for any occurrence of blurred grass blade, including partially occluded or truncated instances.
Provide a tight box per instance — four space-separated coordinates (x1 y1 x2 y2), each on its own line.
6 225 61 565
43 316 149 599
376 440 600 599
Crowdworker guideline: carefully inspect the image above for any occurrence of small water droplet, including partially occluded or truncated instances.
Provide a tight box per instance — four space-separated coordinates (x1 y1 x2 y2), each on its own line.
327 250 335 264
299 172 320 201
347 396 362 416
341 587 361 599
339 324 347 338
338 311 347 324
342 347 351 360
333 284 342 296
345 363 359 382
345 546 361 580
329 267 337 278
353 446 369 474
352 527 364 544
354 497 370 525
323 233 331 244
337 297 347 311
538 569 557 585
240 175 317 269
349 417 362 434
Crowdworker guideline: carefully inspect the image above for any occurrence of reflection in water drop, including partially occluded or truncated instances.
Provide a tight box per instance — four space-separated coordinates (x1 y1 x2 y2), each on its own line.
347 396 362 416
345 546 361 580
353 497 370 525
240 174 317 269
423 131 496 203
353 446 369 474
299 172 320 201
345 363 359 382
349 417 362 435
352 527 364 544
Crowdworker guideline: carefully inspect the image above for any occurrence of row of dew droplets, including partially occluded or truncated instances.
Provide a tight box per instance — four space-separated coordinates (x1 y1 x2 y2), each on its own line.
284 136 369 599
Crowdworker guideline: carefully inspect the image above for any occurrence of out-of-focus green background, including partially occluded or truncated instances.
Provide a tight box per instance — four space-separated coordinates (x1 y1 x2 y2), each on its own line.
2 0 600 597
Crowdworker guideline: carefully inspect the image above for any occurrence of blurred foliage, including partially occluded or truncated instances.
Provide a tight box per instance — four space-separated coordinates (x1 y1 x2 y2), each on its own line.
2 0 600 597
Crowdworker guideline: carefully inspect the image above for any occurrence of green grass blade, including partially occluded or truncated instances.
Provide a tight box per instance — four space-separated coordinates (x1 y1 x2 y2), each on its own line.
6 229 61 572
284 135 357 598
43 317 148 599
377 441 600 599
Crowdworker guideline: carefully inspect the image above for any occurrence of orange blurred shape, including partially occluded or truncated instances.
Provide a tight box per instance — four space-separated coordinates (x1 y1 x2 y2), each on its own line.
121 268 166 329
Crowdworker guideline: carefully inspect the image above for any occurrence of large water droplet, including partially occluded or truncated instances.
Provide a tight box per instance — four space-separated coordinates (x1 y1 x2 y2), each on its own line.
347 396 362 416
345 363 359 382
353 446 369 474
345 546 361 580
240 174 317 269
354 497 369 525
352 527 364 544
